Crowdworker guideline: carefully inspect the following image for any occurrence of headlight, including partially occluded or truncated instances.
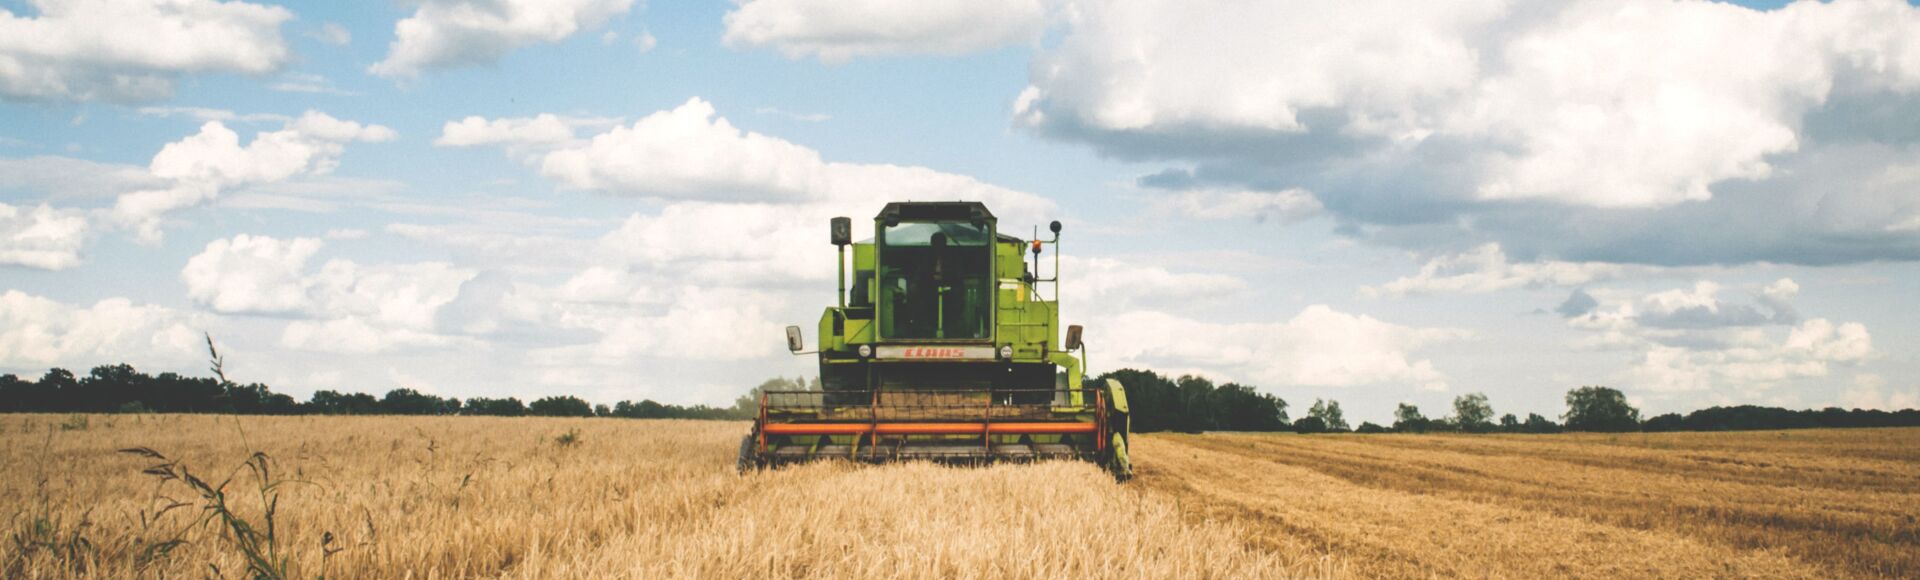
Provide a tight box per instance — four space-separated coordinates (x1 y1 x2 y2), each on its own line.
998 345 1014 359
857 344 872 358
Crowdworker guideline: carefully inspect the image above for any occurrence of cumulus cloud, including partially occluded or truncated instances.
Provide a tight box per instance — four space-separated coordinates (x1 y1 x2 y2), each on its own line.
0 0 292 102
1368 244 1627 296
1062 255 1245 315
0 203 89 270
434 113 625 160
539 98 827 201
437 114 578 149
370 0 635 78
1563 278 1871 393
448 98 1057 294
182 234 477 354
0 290 201 370
112 112 396 242
722 0 1047 61
1016 0 1920 266
181 235 323 313
1839 374 1920 411
1629 319 1872 392
1635 281 1797 329
532 286 785 364
527 98 1055 214
1104 306 1466 391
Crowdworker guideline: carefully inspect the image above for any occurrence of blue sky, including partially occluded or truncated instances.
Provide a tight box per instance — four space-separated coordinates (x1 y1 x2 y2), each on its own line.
4 0 1919 423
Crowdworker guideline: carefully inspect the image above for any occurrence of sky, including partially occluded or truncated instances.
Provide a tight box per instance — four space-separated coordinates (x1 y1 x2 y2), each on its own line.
3 0 1919 424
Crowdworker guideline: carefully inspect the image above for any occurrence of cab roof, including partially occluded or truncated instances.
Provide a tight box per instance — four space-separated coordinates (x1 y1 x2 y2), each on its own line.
875 201 994 224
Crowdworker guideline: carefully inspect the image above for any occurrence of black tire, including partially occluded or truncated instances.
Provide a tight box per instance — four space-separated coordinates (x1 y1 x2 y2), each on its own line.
736 434 758 474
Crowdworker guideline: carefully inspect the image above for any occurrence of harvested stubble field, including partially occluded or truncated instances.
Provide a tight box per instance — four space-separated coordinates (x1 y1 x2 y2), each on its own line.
3 415 1916 578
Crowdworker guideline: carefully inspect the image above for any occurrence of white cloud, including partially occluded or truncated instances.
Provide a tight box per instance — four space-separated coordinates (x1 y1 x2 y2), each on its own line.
539 98 826 202
181 234 478 354
181 234 322 313
1839 374 1919 411
1017 0 1920 212
598 203 828 284
723 0 1046 62
1158 188 1322 223
1368 244 1627 297
437 113 580 151
1062 255 1244 315
369 0 636 79
533 286 784 364
281 317 475 355
0 290 202 370
0 203 89 270
450 98 1056 292
1563 279 1873 393
112 111 396 242
268 72 355 95
1629 319 1873 392
1103 305 1466 390
0 0 292 102
309 22 351 46
531 98 1055 218
634 29 657 53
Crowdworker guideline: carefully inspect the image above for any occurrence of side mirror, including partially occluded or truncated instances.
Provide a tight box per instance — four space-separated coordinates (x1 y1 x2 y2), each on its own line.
1049 220 1062 235
830 217 851 246
1064 324 1083 351
785 325 805 353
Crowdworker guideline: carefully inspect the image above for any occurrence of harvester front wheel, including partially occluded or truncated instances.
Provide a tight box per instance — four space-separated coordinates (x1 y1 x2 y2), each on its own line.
1108 432 1132 482
736 434 760 474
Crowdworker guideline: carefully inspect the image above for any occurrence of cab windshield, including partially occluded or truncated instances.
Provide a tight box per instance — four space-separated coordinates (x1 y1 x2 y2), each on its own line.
878 221 992 340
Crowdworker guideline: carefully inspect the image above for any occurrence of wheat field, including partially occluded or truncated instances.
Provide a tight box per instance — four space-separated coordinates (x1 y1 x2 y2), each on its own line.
3 415 1915 578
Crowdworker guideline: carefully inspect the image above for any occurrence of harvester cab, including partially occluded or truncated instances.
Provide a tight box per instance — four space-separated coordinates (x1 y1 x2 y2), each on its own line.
740 201 1132 480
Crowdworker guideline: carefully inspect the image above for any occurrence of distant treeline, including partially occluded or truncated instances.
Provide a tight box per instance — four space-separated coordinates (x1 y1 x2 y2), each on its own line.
6 364 1918 434
0 364 752 420
1094 368 1920 435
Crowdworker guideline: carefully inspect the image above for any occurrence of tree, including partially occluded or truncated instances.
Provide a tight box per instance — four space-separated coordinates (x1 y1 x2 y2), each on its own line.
1453 392 1495 433
1293 416 1328 434
1356 422 1388 434
1393 402 1430 433
382 388 453 415
1498 413 1520 432
1307 399 1349 432
1642 413 1685 432
529 396 595 417
464 397 527 416
1563 386 1641 432
1209 382 1289 431
0 374 27 412
1522 413 1561 434
37 368 79 412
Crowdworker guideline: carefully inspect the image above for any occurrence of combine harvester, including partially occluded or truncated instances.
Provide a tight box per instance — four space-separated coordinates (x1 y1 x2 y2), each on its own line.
740 201 1131 480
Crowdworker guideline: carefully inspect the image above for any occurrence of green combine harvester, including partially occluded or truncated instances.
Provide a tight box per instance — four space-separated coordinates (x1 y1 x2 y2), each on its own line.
739 201 1132 480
